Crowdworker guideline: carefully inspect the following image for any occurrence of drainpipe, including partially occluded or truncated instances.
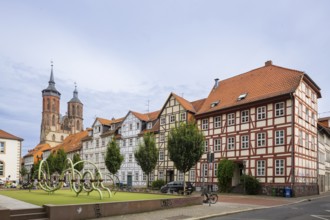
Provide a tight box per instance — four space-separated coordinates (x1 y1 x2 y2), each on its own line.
290 93 295 191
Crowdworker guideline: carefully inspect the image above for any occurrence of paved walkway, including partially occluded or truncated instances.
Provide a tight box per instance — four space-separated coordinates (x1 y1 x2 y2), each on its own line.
91 193 330 220
0 194 40 209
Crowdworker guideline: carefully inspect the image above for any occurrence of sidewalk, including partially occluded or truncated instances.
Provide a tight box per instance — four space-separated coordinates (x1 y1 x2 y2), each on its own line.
91 193 330 220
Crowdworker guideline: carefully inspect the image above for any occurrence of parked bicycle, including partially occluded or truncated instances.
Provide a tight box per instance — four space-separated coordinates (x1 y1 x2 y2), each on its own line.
201 189 218 206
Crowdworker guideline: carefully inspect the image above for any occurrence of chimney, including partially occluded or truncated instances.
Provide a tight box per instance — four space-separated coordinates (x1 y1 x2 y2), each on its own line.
214 78 219 88
265 60 273 66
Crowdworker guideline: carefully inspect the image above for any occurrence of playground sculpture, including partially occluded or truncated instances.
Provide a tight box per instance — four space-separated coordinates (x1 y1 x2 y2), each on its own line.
36 158 118 200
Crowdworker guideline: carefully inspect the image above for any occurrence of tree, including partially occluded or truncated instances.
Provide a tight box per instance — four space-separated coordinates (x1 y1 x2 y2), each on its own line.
134 132 158 188
167 121 205 193
46 152 56 175
217 158 235 192
72 153 84 171
53 149 68 174
105 137 124 175
19 166 28 182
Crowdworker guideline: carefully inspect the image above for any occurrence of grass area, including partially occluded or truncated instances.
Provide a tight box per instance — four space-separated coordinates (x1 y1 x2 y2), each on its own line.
0 189 177 206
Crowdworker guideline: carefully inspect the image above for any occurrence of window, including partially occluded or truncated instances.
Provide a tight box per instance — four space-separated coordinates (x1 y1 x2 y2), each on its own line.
311 136 315 151
227 113 235 126
61 135 64 141
180 112 186 121
202 163 208 176
257 106 266 120
121 171 126 181
96 139 99 147
95 153 99 163
160 117 166 125
214 116 221 128
169 115 176 123
257 160 265 176
123 139 126 147
298 103 303 118
305 108 309 122
237 93 247 101
129 138 133 146
160 133 165 142
0 161 3 175
214 139 221 151
241 110 249 123
149 173 154 181
227 137 235 150
0 142 4 153
135 172 139 181
204 140 208 152
305 134 309 149
159 150 164 161
147 122 152 129
275 130 284 145
275 102 284 117
177 171 184 181
189 170 195 182
202 119 209 130
129 124 133 130
142 173 147 181
311 112 315 126
102 140 105 147
52 115 55 126
128 154 133 162
298 130 303 146
159 171 164 180
275 159 284 175
241 135 249 149
214 163 218 176
257 133 266 147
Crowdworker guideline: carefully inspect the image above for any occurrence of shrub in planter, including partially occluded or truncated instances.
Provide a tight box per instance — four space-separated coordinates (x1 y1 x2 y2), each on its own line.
241 174 261 195
151 179 166 189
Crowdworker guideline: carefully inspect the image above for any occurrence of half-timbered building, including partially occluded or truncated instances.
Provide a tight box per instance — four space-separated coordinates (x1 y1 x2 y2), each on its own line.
118 110 160 187
318 118 330 193
194 61 321 196
81 117 123 181
156 93 205 183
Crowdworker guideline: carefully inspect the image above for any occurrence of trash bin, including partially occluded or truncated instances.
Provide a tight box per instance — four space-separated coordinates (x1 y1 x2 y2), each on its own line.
284 187 291 198
278 188 284 197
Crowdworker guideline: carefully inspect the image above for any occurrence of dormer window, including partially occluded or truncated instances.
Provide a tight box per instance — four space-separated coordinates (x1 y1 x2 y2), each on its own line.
237 93 247 101
111 124 115 130
210 100 219 108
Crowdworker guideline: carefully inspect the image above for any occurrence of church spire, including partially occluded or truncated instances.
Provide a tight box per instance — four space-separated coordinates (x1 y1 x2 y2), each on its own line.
69 82 82 103
42 61 61 98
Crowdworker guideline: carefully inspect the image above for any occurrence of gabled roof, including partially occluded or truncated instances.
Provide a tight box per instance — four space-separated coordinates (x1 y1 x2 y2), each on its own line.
92 117 124 127
159 93 204 116
131 110 161 122
318 123 330 137
196 61 321 116
0 129 23 141
51 130 88 154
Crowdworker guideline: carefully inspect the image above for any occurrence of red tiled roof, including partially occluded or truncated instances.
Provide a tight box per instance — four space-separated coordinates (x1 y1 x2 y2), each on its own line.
172 93 197 113
197 62 321 115
0 129 23 141
131 110 160 122
52 130 88 154
23 143 51 164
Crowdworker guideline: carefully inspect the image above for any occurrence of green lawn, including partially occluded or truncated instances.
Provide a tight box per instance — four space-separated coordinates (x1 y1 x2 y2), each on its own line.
0 189 177 206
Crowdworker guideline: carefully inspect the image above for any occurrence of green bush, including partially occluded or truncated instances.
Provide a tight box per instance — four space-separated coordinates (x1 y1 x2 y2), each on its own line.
151 179 166 189
241 175 261 195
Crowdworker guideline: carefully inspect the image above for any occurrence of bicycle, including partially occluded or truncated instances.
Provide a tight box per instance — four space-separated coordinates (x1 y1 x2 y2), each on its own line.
202 190 218 206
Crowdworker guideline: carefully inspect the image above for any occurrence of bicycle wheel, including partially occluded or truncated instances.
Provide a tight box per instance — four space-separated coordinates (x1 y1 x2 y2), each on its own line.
209 194 218 204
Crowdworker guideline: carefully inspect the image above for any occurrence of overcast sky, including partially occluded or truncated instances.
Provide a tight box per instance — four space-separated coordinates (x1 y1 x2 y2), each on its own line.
1 0 330 156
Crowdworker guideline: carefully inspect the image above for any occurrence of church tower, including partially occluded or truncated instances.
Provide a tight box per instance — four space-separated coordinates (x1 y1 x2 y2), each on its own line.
40 62 62 145
67 84 84 134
